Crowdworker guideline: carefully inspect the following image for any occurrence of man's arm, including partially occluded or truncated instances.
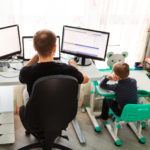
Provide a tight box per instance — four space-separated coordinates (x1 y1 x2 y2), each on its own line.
68 59 89 84
25 54 39 66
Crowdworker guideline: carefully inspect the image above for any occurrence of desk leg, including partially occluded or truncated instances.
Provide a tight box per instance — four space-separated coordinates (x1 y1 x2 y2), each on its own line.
85 82 101 132
71 118 86 144
86 107 101 132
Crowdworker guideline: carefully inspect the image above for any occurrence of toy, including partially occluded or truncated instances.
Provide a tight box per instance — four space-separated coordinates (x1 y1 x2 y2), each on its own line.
107 52 128 68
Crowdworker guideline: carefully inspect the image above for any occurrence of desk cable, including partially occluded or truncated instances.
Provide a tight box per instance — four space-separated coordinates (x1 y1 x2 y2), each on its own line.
0 65 20 78
0 74 19 78
9 66 20 71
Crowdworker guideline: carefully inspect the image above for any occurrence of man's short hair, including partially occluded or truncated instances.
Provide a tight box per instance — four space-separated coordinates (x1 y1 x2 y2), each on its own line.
113 62 129 79
33 29 56 56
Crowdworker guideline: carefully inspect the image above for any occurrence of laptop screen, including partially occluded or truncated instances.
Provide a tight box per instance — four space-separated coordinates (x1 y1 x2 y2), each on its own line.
22 36 60 60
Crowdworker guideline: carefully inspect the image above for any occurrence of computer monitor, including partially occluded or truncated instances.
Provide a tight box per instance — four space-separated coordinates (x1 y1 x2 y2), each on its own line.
22 36 60 60
61 25 110 66
0 25 21 59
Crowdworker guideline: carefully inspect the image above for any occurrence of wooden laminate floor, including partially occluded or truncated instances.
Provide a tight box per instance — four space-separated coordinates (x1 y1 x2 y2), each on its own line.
0 109 150 150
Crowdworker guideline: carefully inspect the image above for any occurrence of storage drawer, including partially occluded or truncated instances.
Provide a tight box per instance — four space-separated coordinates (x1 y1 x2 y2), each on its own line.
0 112 14 123
0 133 15 144
0 123 14 134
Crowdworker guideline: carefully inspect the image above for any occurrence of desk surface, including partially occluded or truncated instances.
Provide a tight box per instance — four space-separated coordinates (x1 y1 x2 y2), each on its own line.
0 62 149 93
0 61 101 85
97 69 150 97
78 63 101 81
99 69 150 92
0 62 23 86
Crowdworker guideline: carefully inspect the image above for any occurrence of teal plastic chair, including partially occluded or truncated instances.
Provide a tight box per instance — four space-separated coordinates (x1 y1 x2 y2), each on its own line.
105 104 150 146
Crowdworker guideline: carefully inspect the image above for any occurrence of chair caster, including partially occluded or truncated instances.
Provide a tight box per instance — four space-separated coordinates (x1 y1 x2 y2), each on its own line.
25 130 30 136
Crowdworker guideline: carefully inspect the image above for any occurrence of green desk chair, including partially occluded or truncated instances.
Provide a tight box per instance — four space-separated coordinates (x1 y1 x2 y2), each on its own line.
105 104 150 146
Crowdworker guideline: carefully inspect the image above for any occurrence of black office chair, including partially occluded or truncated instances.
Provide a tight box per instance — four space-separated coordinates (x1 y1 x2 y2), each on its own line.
18 75 79 150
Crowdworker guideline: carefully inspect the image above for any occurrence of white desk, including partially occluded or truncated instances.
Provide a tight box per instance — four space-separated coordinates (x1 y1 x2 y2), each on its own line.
72 63 102 142
99 69 150 92
0 62 23 86
78 64 102 132
78 63 101 81
0 61 101 144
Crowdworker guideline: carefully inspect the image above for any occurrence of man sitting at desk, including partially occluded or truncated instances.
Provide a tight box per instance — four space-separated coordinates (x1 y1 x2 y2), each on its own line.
96 62 138 120
19 29 89 131
19 29 89 99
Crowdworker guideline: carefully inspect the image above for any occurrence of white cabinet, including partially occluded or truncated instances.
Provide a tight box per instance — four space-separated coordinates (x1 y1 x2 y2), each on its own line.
0 86 15 144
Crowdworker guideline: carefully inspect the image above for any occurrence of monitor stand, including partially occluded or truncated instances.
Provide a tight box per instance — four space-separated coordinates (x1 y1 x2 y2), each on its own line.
74 57 91 66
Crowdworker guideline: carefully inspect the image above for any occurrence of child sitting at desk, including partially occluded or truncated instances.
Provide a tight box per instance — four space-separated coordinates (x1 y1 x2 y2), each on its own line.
96 62 138 120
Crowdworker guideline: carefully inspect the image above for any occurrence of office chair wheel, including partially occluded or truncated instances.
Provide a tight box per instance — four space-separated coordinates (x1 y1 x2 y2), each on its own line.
25 130 30 136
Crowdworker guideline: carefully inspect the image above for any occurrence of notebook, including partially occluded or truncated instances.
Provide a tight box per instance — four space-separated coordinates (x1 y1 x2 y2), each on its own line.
22 36 60 60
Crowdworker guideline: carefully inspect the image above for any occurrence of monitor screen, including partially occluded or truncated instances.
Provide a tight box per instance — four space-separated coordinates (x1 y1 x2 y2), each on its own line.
22 36 60 60
61 26 109 64
0 25 21 59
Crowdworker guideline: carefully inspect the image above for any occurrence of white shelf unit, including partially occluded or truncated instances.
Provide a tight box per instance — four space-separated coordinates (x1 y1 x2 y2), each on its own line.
0 86 15 144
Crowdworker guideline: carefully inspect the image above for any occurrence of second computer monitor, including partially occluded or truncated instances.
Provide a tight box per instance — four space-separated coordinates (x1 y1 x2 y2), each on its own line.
22 36 60 60
61 25 110 65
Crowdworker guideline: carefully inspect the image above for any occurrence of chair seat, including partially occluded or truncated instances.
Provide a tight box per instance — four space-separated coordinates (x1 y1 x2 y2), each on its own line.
110 104 150 122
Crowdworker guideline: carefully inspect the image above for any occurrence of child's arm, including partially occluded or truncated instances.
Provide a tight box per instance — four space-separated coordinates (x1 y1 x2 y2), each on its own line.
100 74 118 91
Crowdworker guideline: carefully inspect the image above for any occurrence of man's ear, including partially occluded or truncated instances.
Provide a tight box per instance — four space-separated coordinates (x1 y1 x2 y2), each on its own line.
33 44 37 52
122 51 128 58
52 45 56 54
107 52 114 58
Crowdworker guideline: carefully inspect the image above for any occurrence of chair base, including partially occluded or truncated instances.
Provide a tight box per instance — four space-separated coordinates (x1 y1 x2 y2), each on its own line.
104 121 123 146
18 141 72 150
104 120 146 146
127 122 146 144
18 131 72 150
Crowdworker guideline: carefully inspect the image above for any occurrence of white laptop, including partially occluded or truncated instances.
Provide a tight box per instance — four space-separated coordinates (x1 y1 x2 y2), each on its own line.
22 36 60 60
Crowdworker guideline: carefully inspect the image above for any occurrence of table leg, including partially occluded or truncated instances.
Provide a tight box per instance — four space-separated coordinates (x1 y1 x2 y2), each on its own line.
85 82 101 132
71 118 86 144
